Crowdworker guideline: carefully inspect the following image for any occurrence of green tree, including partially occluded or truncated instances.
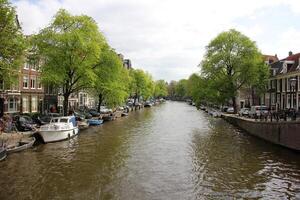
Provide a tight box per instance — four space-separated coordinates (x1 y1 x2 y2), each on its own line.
154 80 168 98
0 0 25 84
201 29 266 113
129 69 154 103
33 9 105 115
93 45 129 111
167 80 177 98
175 79 187 99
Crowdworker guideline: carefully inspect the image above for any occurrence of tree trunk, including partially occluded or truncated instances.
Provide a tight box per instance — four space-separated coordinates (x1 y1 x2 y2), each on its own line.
232 96 237 113
134 91 138 105
63 94 69 116
97 93 103 112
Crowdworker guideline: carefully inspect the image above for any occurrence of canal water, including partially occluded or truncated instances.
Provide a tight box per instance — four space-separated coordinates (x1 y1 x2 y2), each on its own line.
0 101 299 199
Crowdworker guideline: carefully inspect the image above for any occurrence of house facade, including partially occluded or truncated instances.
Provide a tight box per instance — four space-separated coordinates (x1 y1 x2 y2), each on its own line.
0 79 21 117
20 60 44 113
237 54 279 109
268 52 300 111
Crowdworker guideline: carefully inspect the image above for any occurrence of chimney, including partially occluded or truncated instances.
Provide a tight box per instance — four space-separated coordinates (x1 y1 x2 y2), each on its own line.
289 51 293 56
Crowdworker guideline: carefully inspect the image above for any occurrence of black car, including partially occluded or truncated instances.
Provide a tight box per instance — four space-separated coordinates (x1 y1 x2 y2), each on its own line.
13 115 36 132
75 110 92 119
32 113 61 126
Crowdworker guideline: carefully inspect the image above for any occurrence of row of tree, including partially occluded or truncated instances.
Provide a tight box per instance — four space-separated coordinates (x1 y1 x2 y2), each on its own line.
168 29 270 113
0 1 168 116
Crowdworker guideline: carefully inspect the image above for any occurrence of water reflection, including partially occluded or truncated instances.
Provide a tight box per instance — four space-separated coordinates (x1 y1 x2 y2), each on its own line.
191 117 300 199
0 102 299 200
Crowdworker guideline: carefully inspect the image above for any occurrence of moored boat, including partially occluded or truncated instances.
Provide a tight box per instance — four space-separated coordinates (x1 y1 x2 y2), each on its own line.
78 120 90 130
87 119 103 126
7 137 36 154
121 112 128 117
38 116 79 143
102 115 115 121
144 101 153 107
0 147 7 162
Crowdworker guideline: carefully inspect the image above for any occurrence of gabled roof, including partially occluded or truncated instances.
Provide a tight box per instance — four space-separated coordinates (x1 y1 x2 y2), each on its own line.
285 53 300 61
263 54 279 64
270 53 300 77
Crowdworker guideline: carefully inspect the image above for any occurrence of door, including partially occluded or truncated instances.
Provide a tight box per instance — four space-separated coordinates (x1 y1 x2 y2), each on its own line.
0 98 4 117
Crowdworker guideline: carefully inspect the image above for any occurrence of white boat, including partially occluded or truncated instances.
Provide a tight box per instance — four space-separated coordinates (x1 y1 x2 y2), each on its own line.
38 116 79 143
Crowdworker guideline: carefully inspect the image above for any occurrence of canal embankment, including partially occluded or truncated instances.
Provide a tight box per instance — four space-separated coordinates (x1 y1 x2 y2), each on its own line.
222 114 300 151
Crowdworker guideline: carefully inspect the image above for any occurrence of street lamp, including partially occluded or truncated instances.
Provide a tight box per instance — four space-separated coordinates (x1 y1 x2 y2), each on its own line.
290 77 297 109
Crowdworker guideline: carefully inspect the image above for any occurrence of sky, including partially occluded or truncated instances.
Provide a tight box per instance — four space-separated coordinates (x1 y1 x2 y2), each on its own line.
12 0 300 82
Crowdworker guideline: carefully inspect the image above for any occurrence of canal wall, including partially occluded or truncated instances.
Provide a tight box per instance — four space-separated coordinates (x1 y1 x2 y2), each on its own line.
222 114 300 152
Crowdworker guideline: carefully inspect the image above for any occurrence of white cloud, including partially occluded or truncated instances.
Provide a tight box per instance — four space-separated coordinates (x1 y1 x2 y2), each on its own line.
13 0 300 81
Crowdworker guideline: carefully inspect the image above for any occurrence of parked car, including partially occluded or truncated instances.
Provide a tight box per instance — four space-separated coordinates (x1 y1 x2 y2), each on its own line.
74 110 92 119
238 108 249 116
13 115 37 131
100 106 112 114
226 107 234 114
249 105 268 118
89 109 101 117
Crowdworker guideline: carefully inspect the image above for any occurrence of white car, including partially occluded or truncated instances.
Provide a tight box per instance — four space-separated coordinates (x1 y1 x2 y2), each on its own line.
249 106 268 118
239 108 249 116
226 107 234 114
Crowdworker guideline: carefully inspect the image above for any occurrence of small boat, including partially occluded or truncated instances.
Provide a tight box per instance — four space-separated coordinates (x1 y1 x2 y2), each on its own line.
0 147 7 162
78 120 90 130
7 137 36 154
144 101 153 107
102 115 115 122
38 116 79 143
121 112 128 117
87 119 103 126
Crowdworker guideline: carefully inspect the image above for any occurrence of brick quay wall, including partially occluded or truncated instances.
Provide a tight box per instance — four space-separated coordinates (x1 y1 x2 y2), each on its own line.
222 114 300 152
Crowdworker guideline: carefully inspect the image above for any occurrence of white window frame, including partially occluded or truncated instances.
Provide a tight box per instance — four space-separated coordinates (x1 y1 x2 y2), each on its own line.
23 75 29 89
24 62 30 70
31 96 38 112
30 76 36 89
276 79 279 92
22 96 29 113
8 98 18 112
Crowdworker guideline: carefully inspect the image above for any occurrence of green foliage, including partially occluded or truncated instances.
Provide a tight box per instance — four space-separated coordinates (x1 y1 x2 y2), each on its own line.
201 29 267 112
33 9 106 115
129 69 154 102
154 80 168 98
93 45 129 108
175 79 188 98
0 0 26 84
167 80 177 97
252 61 270 95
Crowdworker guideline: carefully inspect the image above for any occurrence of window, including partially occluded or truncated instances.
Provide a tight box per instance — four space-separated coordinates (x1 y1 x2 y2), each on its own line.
276 79 280 92
282 78 286 92
30 76 36 89
271 93 276 105
37 77 42 89
8 98 18 112
287 78 290 92
0 80 4 91
24 62 29 69
287 94 291 108
23 76 29 89
79 93 87 106
272 80 276 89
31 96 38 112
22 96 29 113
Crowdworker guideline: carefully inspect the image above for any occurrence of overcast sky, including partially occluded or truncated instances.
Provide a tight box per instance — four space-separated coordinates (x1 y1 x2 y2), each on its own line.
13 0 300 81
